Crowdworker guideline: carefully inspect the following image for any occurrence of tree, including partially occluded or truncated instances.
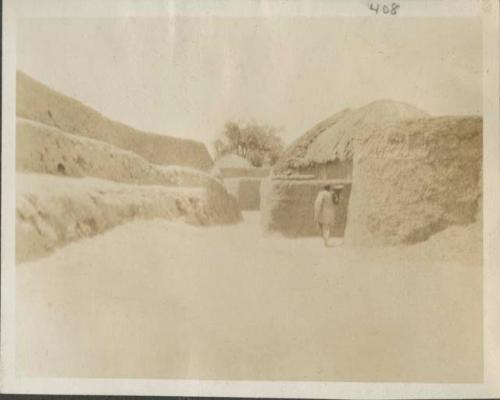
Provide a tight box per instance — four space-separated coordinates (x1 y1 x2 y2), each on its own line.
213 121 285 167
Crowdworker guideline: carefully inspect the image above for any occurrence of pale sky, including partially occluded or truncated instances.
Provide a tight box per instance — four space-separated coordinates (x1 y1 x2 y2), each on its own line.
17 17 482 148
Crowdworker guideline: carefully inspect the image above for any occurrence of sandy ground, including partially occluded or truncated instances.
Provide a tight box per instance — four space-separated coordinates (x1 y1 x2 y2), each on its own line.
16 212 482 382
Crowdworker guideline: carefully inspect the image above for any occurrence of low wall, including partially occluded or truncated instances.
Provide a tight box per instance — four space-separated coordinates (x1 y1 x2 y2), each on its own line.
344 116 482 245
16 118 178 186
260 178 351 237
16 173 240 263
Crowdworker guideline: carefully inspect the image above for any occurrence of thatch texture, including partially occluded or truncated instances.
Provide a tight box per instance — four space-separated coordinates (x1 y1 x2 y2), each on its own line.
274 100 428 177
344 116 482 245
260 178 351 237
17 71 213 171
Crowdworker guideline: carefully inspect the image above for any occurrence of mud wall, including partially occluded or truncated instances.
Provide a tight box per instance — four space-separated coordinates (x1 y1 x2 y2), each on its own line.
16 173 241 263
260 178 351 237
17 71 213 171
224 178 263 211
17 118 178 186
16 118 242 262
344 116 482 245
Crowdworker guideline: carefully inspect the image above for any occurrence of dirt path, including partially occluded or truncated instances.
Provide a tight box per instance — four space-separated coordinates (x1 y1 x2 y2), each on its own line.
16 212 482 382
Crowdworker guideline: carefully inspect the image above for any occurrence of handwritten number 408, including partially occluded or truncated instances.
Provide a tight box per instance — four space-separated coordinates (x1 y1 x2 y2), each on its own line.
369 2 400 15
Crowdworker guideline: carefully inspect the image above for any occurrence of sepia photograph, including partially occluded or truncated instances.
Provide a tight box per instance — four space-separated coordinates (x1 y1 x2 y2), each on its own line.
2 0 500 398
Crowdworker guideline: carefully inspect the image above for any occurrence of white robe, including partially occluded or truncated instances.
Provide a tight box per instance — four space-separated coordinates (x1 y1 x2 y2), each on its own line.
314 190 337 226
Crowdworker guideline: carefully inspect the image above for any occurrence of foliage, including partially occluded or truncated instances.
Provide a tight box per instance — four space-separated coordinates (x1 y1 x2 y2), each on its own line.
214 121 285 167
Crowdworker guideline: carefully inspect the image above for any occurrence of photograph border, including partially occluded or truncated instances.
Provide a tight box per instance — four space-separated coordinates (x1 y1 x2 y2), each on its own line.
2 0 499 398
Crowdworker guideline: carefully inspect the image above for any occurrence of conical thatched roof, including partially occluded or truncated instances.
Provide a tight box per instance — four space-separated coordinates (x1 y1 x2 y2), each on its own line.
274 100 429 175
214 153 252 168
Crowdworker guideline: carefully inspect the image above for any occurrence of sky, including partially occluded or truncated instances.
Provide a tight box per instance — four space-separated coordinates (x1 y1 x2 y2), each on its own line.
17 17 482 149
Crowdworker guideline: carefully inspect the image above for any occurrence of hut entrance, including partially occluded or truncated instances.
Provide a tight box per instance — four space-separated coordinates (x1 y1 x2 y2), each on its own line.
260 176 352 238
331 181 352 238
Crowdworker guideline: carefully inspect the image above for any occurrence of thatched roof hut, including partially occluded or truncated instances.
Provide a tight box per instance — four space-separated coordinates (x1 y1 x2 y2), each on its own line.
261 100 430 237
273 100 429 179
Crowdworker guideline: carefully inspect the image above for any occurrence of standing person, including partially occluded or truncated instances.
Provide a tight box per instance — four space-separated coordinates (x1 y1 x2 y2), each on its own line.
314 185 341 247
